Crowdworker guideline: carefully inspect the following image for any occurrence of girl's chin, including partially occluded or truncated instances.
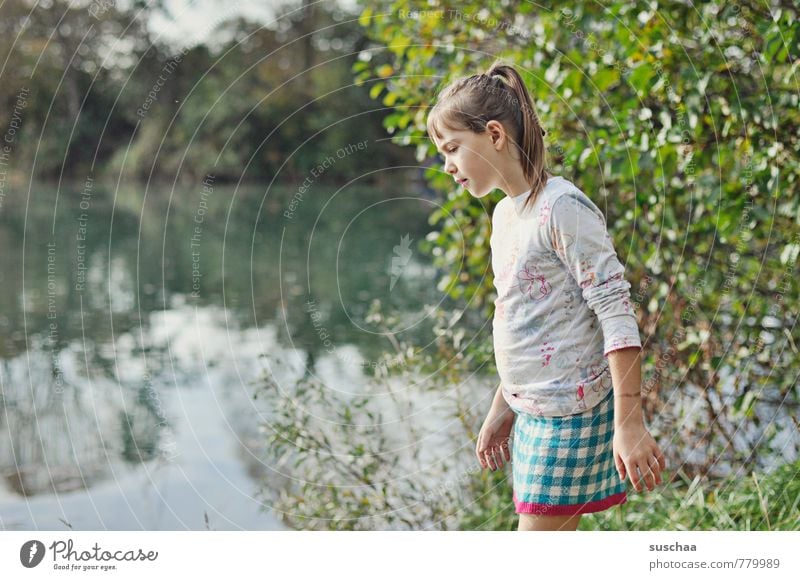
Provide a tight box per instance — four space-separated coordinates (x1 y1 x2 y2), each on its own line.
467 185 489 198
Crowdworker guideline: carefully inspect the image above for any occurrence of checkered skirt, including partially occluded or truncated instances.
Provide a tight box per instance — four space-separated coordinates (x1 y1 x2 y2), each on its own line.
511 387 627 515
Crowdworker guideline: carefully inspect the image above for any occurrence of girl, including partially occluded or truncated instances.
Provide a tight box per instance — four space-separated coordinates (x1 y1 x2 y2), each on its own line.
426 61 666 531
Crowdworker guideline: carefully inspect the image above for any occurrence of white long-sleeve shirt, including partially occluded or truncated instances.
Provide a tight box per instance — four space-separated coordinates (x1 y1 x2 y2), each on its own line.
491 175 642 417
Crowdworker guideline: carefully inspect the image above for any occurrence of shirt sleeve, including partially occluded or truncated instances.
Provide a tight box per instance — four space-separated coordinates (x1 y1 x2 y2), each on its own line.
545 191 642 357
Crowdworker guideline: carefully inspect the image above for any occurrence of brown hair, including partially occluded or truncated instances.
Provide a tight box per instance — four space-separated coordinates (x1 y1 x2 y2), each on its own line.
426 59 551 212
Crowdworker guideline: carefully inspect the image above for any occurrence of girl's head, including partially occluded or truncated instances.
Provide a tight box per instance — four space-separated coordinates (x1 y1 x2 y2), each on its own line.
426 60 550 210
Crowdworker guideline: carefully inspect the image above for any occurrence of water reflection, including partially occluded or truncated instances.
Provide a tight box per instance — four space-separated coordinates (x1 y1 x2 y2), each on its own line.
0 179 441 529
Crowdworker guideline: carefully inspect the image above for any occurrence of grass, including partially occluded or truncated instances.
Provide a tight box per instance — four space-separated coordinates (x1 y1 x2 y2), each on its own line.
460 460 800 531
588 460 800 530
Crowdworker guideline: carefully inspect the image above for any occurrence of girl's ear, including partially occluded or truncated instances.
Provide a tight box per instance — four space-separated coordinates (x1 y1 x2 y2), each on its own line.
486 120 506 150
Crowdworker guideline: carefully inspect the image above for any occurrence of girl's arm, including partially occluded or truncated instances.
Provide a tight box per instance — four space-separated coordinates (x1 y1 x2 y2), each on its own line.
543 190 663 490
607 346 644 427
545 191 642 358
490 383 515 418
607 345 666 492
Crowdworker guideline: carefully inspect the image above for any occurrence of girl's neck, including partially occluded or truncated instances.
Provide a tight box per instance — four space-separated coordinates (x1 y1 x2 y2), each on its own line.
506 172 553 199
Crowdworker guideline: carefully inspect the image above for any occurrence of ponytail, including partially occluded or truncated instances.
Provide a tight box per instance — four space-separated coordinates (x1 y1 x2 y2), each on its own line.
485 61 550 212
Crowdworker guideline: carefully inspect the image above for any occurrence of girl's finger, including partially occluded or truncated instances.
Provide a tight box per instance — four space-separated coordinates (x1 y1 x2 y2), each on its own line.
635 463 647 491
491 447 502 469
656 447 667 470
614 451 626 482
628 463 641 491
640 461 656 491
483 447 495 470
476 442 486 468
475 434 485 465
649 455 662 485
501 439 511 462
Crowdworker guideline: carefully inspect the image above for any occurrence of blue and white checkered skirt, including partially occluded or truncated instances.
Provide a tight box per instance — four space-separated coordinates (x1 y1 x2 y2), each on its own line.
511 387 627 515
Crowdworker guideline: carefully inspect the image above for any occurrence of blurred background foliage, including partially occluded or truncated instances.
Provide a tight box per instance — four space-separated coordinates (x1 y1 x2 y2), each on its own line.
0 0 414 184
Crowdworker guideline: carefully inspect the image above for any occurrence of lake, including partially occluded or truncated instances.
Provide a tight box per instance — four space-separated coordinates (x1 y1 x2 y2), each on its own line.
0 178 452 530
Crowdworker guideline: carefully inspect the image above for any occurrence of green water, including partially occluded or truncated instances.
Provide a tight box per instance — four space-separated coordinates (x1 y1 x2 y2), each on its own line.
0 179 444 524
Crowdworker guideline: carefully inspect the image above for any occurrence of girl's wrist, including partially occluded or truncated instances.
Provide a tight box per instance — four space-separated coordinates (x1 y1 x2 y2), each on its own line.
614 406 644 429
491 395 515 418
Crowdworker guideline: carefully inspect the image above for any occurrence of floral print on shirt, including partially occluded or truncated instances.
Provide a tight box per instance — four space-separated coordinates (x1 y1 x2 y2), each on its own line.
491 176 642 417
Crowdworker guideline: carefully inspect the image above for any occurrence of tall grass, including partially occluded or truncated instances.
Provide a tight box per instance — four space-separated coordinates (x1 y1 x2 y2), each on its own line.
587 461 800 531
461 460 800 531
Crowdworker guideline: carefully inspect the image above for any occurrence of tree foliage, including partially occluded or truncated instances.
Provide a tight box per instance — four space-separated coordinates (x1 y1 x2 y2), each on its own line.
0 0 409 183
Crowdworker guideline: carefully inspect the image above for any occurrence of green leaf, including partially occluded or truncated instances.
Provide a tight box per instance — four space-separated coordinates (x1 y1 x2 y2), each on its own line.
628 64 655 96
358 7 373 28
383 91 398 106
594 68 619 92
369 81 385 100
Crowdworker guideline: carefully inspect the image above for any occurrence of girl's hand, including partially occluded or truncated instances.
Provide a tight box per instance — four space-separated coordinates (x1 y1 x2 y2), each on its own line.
613 423 666 492
476 406 515 471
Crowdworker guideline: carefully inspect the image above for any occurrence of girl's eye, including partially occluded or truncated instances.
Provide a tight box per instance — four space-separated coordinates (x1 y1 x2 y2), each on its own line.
436 148 457 163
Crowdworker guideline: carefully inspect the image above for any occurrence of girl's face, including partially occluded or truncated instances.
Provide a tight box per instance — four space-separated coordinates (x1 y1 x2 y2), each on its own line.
431 120 526 199
432 126 499 199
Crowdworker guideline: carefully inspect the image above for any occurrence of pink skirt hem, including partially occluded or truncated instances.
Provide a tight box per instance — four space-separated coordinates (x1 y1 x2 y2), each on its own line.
513 490 627 516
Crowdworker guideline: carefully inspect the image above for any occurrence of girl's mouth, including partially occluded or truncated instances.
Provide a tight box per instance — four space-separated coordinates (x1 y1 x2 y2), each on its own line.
458 178 469 186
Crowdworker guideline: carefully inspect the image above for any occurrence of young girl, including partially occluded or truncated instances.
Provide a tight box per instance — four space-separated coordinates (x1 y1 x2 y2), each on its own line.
426 61 666 531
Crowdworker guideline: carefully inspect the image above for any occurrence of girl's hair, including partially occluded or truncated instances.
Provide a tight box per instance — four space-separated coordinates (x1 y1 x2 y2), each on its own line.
426 60 551 212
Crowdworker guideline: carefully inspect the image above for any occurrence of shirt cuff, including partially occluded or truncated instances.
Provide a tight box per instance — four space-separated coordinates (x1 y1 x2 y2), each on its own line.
600 314 642 356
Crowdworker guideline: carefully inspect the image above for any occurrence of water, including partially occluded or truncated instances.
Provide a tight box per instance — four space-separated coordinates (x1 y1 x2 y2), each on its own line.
0 179 445 530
